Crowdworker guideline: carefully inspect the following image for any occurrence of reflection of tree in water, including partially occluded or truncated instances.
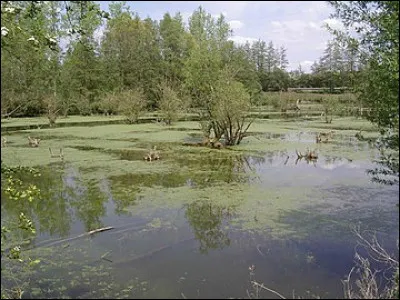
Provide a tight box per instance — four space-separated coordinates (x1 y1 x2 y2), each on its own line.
106 178 140 215
99 177 128 215
266 151 276 165
174 153 261 185
1 166 72 238
323 156 342 164
258 150 294 166
229 155 256 178
245 155 266 167
63 169 107 231
184 199 233 254
295 156 317 167
205 154 264 184
1 166 110 238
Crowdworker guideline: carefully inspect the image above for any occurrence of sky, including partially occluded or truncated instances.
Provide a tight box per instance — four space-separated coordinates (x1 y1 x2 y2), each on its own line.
97 1 344 73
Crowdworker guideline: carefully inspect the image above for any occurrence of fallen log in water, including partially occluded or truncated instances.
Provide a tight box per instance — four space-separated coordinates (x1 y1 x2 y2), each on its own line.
24 226 114 251
25 221 149 251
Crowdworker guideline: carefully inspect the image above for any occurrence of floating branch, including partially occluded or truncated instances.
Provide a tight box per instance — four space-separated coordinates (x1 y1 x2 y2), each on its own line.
28 136 41 147
143 146 161 161
49 147 64 161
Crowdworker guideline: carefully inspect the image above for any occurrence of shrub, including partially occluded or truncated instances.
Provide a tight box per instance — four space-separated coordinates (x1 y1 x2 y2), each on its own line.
116 89 147 124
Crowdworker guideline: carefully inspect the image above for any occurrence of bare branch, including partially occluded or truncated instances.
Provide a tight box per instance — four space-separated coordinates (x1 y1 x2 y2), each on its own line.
2 105 22 118
250 281 286 299
352 226 399 267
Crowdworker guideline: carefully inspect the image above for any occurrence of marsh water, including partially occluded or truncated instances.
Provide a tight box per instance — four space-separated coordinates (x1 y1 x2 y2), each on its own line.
1 120 399 299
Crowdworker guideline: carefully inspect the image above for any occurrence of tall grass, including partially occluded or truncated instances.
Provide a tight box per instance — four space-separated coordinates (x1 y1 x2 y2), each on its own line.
258 92 360 118
260 92 357 106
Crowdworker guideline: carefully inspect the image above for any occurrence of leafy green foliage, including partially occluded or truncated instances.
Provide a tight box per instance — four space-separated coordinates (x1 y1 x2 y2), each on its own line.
321 94 339 123
328 1 399 185
1 163 41 299
98 91 120 116
210 67 253 145
159 12 190 84
42 94 61 126
157 82 184 125
2 1 375 122
116 89 147 124
100 8 162 106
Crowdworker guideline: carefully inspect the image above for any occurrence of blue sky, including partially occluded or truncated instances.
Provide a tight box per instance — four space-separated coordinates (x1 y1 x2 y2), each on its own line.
97 1 344 73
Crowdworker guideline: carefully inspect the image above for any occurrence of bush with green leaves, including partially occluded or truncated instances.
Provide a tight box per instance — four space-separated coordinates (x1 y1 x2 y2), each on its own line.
208 67 253 146
321 95 340 123
116 89 147 124
98 91 120 116
42 94 62 126
157 82 184 125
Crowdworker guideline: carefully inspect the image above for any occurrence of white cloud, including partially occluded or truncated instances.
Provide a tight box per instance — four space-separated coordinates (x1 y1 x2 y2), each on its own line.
316 41 328 50
288 60 315 73
269 20 323 45
205 1 250 18
301 1 332 18
260 4 337 72
323 18 345 32
271 20 281 28
228 35 258 46
228 20 244 30
180 2 339 73
270 19 324 38
308 21 322 31
213 11 228 17
301 60 314 66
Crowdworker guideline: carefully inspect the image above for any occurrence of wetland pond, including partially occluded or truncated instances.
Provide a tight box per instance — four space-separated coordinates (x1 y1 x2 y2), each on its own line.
1 119 399 299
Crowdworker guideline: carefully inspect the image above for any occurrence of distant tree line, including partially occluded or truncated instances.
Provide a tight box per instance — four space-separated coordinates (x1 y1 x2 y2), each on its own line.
2 1 367 120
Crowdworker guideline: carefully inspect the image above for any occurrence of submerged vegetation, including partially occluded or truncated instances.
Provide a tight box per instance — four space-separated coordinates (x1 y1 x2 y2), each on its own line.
1 0 398 299
1 117 398 298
